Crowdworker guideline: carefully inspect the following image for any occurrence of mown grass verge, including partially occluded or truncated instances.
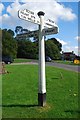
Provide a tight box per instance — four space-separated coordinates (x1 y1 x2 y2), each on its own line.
1 64 79 118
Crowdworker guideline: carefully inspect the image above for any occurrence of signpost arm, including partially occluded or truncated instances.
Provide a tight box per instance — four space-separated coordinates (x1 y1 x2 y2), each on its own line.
37 11 46 106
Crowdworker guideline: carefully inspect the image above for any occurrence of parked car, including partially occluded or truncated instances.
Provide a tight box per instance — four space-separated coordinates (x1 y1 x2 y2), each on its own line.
45 56 52 62
2 56 14 64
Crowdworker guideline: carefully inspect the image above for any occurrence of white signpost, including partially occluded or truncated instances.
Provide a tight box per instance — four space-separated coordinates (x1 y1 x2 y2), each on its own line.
18 9 59 106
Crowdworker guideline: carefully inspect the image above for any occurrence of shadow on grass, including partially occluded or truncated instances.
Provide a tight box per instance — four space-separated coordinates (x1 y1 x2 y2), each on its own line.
65 110 80 117
2 104 38 108
65 110 80 113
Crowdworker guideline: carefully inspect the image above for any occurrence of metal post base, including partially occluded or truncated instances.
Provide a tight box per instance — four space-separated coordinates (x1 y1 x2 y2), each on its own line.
38 93 46 106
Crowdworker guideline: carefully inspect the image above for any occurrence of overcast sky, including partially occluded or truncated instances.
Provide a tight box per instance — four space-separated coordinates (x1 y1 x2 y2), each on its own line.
0 0 79 55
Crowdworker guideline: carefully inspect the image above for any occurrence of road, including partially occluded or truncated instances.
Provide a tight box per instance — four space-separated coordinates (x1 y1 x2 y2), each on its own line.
46 62 80 72
11 61 80 72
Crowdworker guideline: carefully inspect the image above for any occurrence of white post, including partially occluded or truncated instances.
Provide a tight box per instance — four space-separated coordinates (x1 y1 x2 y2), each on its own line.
37 11 46 106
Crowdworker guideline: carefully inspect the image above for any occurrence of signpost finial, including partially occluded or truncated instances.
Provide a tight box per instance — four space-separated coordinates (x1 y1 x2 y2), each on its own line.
37 11 45 16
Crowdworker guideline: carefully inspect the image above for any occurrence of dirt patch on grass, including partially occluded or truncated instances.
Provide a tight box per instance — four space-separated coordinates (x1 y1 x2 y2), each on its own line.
37 103 51 113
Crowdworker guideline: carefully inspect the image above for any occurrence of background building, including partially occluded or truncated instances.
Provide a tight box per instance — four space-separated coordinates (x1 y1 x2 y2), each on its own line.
62 51 76 61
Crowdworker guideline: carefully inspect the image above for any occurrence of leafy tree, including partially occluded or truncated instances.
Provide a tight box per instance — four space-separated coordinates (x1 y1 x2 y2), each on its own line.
0 29 2 61
22 29 30 33
17 40 38 59
8 29 14 36
48 38 62 51
15 26 23 35
45 40 61 59
3 29 7 31
2 29 17 58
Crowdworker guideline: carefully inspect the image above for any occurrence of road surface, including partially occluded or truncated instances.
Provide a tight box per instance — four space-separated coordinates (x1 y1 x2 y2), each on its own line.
46 62 79 72
11 61 80 72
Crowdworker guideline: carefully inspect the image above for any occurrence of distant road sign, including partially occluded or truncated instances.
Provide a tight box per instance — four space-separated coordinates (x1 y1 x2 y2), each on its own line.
18 9 40 25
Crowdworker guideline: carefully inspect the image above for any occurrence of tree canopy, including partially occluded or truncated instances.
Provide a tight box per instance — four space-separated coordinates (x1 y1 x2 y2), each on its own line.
2 29 17 58
45 40 61 59
17 40 38 59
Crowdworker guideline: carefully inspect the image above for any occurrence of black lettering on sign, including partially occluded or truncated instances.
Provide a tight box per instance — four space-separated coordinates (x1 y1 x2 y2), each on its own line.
25 13 29 16
48 19 54 23
21 11 29 16
28 17 35 23
26 9 30 13
21 15 26 19
45 29 54 33
31 15 35 19
30 11 34 15
21 11 24 14
31 15 35 22
26 9 34 15
28 18 32 20
37 20 40 24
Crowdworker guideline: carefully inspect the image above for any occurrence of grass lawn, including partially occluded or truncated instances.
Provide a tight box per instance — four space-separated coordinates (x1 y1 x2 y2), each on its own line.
1 64 79 118
0 75 2 119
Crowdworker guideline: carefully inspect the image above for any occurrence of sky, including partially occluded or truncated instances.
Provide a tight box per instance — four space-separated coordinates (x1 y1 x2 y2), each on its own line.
0 0 79 55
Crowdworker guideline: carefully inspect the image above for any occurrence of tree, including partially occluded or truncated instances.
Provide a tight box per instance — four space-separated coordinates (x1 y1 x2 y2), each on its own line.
0 29 2 61
2 29 17 58
17 40 38 59
8 29 14 36
22 29 30 33
15 26 23 35
48 38 62 51
45 40 61 59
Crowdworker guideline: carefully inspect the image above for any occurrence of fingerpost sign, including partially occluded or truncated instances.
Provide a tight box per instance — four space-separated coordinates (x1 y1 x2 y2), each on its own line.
18 9 59 107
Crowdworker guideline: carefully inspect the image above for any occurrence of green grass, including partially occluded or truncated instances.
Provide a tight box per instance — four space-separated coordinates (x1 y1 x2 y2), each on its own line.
1 64 79 118
0 75 2 119
14 58 32 63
